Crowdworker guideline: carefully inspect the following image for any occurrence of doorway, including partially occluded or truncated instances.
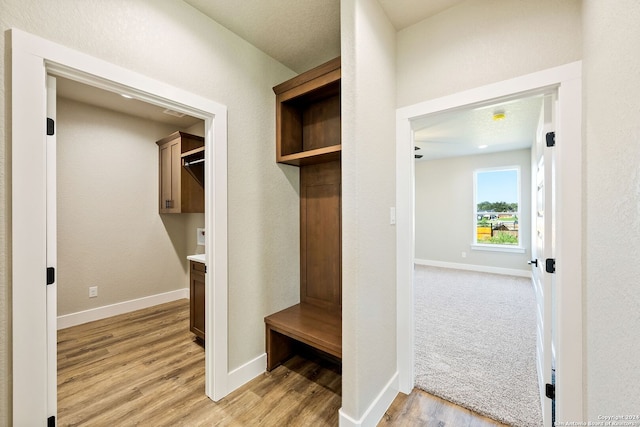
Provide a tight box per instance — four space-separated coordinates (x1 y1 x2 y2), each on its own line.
11 29 228 425
395 62 584 423
411 92 543 425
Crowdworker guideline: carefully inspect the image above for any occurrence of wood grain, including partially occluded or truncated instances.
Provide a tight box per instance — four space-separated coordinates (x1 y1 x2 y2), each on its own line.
300 160 341 311
58 300 506 426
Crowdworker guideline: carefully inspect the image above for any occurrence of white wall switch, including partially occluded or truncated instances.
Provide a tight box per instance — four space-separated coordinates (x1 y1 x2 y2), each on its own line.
197 228 205 246
390 207 396 225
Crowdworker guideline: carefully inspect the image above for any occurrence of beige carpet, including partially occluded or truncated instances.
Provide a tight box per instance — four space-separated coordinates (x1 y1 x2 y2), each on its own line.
414 265 543 427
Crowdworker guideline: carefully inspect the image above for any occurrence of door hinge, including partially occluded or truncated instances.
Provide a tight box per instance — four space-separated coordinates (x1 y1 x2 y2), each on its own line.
545 383 556 400
47 267 55 285
48 415 56 427
545 258 556 273
47 118 55 136
546 131 555 147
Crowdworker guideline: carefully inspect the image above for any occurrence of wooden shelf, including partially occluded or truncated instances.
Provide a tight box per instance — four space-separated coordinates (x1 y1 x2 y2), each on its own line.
277 144 341 166
265 303 341 370
266 57 342 373
274 57 341 166
181 146 205 187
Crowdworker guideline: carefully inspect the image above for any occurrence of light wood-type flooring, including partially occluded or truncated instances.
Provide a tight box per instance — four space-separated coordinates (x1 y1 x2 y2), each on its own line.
58 299 507 426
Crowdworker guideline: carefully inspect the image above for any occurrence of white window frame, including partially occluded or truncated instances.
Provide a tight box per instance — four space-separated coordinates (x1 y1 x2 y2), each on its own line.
472 165 525 253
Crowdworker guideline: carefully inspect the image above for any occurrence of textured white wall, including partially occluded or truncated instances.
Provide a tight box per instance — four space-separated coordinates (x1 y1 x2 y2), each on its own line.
56 98 202 315
397 0 582 107
341 0 397 421
0 1 299 421
583 0 640 417
415 149 531 271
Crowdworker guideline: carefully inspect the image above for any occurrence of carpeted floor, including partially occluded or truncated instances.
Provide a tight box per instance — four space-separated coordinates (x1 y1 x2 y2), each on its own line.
414 265 543 427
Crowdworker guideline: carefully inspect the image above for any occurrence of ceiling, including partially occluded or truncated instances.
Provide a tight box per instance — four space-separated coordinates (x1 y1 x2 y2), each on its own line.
183 0 465 73
412 95 543 161
57 77 202 128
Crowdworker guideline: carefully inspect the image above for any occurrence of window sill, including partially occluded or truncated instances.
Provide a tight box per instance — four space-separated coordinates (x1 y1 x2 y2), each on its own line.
471 244 526 254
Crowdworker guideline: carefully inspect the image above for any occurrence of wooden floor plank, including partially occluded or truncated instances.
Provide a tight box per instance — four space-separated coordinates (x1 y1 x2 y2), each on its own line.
58 299 507 426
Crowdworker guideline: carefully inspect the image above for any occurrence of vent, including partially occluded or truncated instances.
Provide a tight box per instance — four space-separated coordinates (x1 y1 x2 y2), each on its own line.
163 109 186 118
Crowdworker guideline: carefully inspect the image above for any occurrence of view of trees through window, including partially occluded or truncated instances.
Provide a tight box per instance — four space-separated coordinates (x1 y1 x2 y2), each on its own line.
475 168 520 246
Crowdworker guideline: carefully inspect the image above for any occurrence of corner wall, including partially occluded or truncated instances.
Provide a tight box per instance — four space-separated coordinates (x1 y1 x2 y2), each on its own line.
341 0 398 423
415 149 531 273
583 0 640 417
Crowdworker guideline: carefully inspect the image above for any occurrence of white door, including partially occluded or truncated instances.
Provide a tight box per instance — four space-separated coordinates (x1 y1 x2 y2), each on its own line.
46 74 58 421
531 93 555 426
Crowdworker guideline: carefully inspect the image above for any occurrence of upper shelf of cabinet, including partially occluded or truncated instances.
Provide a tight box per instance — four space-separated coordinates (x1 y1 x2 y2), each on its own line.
273 57 341 166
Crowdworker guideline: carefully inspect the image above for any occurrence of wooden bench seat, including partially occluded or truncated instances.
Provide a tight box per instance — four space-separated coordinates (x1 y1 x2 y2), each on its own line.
265 303 341 371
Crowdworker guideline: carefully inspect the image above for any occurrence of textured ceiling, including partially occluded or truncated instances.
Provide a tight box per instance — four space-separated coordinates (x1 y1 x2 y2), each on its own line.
57 77 201 128
184 0 341 73
412 95 544 161
183 0 465 73
378 0 465 29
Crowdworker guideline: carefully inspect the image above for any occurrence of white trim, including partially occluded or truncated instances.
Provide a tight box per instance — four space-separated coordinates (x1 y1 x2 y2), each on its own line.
56 289 189 330
339 372 399 427
396 61 583 421
11 28 229 424
470 244 526 254
414 259 530 278
227 354 267 392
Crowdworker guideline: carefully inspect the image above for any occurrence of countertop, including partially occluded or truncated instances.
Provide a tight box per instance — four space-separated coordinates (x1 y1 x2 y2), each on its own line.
187 254 205 264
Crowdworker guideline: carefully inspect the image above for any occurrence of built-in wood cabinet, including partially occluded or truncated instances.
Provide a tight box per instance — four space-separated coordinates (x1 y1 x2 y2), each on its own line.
156 131 204 213
189 260 206 342
273 57 341 166
265 57 342 371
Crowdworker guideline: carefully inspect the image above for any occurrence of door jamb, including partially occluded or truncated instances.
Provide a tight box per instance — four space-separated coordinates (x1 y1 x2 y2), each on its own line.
11 28 229 425
395 61 583 422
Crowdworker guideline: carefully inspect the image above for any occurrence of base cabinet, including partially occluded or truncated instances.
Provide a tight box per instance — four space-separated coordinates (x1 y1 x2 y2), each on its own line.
189 260 206 342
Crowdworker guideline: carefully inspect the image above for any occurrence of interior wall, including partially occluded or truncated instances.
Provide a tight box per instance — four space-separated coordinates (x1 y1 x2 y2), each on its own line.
583 0 640 417
56 97 203 315
341 0 397 421
396 0 582 107
0 1 299 420
415 149 531 272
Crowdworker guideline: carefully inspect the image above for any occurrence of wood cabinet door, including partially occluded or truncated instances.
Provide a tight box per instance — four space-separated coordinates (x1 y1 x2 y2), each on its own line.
158 138 181 213
190 261 206 341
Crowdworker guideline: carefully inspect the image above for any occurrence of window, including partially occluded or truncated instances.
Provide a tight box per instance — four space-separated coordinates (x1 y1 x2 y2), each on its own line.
474 167 521 249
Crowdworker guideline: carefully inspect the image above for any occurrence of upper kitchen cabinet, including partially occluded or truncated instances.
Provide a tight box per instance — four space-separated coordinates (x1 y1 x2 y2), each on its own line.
156 131 204 213
273 57 341 166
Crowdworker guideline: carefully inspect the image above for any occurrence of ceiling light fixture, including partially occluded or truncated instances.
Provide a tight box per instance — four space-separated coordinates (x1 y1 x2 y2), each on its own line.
478 145 488 149
492 111 506 121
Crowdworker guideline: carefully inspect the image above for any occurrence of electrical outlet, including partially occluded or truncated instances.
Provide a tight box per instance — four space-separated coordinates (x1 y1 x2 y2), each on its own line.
89 286 98 298
461 251 467 258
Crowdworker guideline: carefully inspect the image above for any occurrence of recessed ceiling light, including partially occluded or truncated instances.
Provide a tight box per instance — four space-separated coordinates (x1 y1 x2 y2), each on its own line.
120 94 133 99
478 145 488 149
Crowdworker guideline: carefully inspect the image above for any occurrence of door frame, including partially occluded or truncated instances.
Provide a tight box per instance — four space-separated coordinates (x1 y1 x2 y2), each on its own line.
395 62 583 422
11 28 229 425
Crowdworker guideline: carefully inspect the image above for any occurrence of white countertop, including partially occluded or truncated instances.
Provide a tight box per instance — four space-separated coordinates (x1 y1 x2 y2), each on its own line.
187 254 205 264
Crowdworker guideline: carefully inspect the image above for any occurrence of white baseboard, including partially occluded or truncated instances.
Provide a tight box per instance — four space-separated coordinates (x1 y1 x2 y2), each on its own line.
414 258 530 278
57 288 189 330
227 353 267 392
339 372 399 427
